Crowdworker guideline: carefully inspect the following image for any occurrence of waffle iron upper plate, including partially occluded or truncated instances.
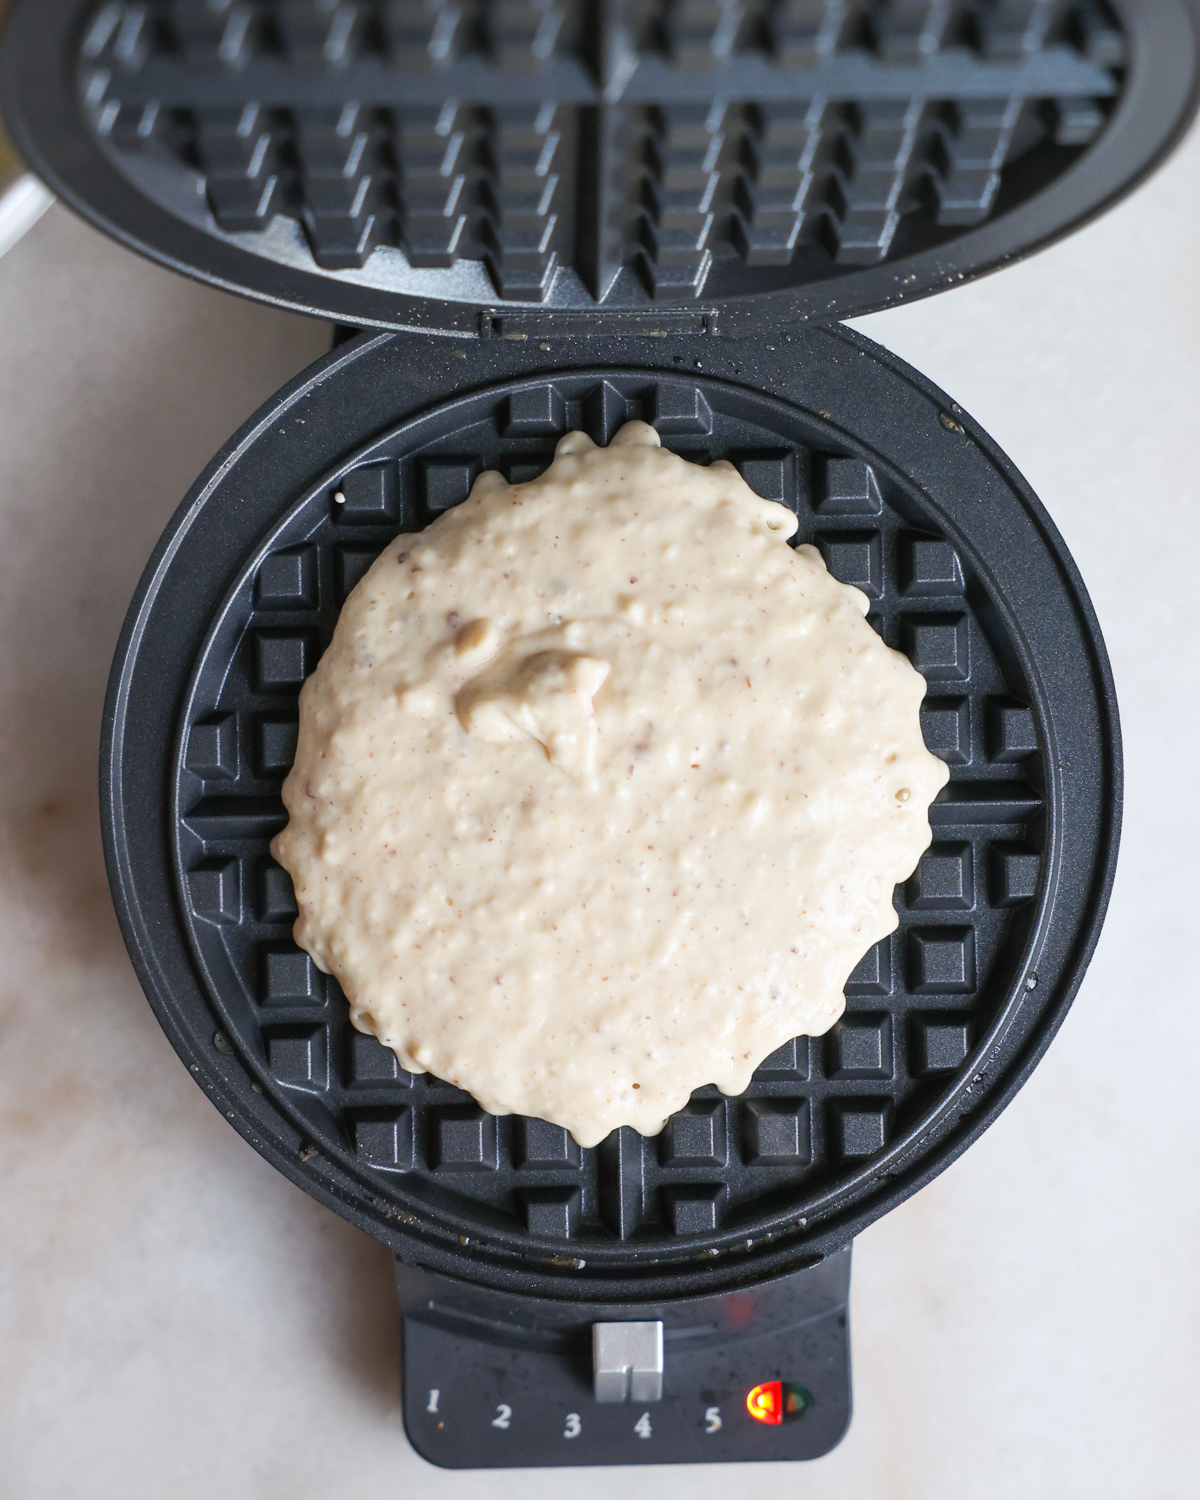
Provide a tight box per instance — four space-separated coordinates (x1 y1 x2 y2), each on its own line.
2 0 1199 331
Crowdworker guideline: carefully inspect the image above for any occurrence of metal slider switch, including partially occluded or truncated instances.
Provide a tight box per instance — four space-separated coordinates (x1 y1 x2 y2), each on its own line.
592 1321 664 1403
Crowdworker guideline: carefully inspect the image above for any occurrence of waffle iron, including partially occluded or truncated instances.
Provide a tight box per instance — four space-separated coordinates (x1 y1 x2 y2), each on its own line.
4 0 1195 1470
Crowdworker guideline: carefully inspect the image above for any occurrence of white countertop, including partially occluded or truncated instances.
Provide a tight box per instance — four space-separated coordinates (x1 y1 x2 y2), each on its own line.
2 119 1198 1500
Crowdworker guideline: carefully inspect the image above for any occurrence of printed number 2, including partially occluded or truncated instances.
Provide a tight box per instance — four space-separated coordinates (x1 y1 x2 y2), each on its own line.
492 1404 512 1430
564 1413 582 1439
705 1407 722 1434
634 1412 652 1440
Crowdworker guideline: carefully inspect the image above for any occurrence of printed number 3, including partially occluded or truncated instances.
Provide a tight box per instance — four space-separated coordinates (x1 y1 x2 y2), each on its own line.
492 1404 512 1430
634 1412 652 1439
563 1413 582 1439
705 1407 722 1434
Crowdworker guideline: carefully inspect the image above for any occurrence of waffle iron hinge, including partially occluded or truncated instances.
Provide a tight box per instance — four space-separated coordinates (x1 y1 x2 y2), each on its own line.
478 309 719 341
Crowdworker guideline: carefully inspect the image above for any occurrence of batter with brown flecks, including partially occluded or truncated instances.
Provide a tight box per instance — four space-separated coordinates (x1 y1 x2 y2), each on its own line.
273 421 948 1147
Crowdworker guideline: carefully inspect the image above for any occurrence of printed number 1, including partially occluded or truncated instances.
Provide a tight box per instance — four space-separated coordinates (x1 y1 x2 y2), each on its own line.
705 1407 722 1433
634 1412 652 1439
426 1389 440 1414
492 1404 512 1430
564 1413 582 1439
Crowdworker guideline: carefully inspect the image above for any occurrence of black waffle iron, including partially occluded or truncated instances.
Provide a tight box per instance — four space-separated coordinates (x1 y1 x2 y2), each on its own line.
4 0 1196 1470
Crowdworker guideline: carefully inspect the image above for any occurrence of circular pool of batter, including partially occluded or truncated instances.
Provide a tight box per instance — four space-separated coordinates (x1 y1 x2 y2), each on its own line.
273 421 948 1147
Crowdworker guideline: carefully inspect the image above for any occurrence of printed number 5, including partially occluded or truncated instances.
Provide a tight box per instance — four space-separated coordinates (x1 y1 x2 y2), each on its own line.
634 1412 652 1439
564 1413 582 1439
705 1407 722 1434
492 1404 512 1430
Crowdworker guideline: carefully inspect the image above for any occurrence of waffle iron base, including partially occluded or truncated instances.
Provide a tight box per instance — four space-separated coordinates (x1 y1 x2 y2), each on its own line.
396 1247 852 1467
102 324 1119 1314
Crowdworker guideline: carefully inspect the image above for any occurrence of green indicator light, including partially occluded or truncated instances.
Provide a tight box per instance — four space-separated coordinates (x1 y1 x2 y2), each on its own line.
784 1384 814 1418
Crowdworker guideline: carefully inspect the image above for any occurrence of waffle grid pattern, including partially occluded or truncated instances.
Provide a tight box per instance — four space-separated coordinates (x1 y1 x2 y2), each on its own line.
79 0 1125 300
175 372 1046 1249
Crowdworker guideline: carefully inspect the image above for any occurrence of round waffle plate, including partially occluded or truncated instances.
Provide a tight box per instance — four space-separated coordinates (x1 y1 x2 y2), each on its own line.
3 1 1199 330
102 327 1119 1300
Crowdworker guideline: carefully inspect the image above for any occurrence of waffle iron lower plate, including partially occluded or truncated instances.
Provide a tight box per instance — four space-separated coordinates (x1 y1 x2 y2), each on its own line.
102 324 1119 1304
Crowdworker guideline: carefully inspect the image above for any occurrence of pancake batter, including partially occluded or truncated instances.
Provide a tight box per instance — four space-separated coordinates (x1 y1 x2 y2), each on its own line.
273 422 949 1147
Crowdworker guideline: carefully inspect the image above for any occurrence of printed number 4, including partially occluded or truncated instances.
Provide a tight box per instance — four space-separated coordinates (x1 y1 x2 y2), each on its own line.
705 1407 722 1434
634 1412 652 1439
564 1413 582 1439
492 1404 512 1430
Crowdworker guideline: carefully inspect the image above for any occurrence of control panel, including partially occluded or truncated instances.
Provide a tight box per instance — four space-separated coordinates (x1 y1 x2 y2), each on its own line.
396 1248 851 1468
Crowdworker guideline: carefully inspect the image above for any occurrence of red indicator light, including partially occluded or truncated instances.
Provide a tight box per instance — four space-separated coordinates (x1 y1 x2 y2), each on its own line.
746 1381 783 1425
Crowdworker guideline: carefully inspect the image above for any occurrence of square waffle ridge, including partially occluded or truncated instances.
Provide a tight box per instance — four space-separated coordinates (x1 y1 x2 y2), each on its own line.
78 0 1126 304
175 371 1047 1253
